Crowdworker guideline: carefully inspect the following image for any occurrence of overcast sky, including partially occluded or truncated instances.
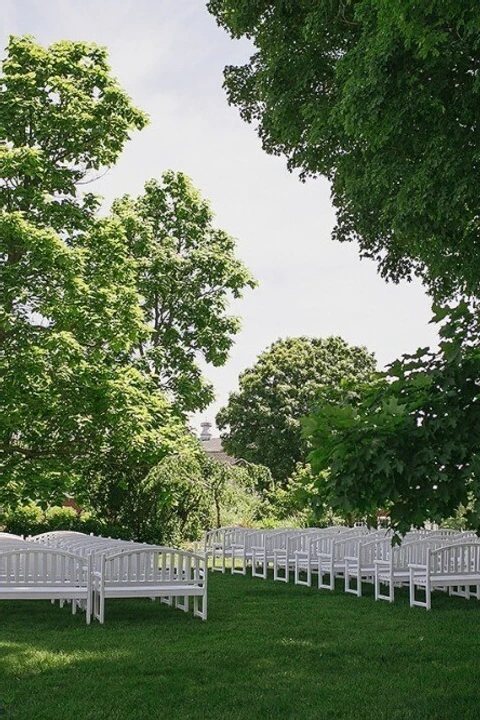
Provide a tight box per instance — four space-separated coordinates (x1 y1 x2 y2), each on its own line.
3 0 439 434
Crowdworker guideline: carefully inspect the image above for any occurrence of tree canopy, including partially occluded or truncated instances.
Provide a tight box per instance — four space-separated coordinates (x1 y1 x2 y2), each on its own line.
1 36 162 503
1 36 253 509
111 172 256 413
304 303 480 534
216 336 376 484
208 1 480 299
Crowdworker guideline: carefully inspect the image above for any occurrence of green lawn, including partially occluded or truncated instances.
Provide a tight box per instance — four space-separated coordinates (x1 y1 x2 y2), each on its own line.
1 572 479 720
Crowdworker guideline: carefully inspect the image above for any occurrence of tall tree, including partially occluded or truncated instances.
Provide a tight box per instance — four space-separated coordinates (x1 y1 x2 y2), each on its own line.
216 336 376 483
0 36 185 506
111 172 256 413
208 1 480 299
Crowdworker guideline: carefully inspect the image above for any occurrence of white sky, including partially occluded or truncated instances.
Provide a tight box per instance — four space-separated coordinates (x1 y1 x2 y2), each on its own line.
3 0 439 434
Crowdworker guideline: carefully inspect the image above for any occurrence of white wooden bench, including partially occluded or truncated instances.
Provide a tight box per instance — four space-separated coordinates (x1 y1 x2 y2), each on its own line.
344 534 392 597
28 531 89 545
292 528 361 587
317 534 370 590
250 530 283 579
0 533 25 541
409 542 480 610
375 536 480 603
207 527 250 573
272 529 324 583
0 547 92 623
251 529 323 580
230 530 265 575
294 527 370 588
0 534 29 549
197 525 238 565
374 537 457 602
92 546 207 624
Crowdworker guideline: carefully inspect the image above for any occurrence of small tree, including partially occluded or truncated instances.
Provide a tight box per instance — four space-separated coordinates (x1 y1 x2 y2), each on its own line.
118 452 272 545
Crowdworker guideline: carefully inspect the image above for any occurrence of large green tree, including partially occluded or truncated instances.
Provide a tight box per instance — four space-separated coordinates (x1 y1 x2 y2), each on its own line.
208 1 480 300
1 36 255 512
216 336 376 483
111 172 256 414
304 303 480 534
0 36 186 506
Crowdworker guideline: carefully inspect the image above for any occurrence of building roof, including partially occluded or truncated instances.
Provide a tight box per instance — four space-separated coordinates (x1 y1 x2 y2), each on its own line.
201 437 239 466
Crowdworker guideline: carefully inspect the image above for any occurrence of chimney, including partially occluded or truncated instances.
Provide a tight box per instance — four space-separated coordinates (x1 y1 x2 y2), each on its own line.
200 421 212 441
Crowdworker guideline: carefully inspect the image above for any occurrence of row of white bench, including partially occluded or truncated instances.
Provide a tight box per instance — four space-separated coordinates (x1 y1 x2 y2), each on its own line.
199 526 480 610
0 531 207 624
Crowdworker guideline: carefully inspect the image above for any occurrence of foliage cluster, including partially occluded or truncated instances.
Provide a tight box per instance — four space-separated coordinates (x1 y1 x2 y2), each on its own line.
217 336 376 483
1 35 255 526
112 173 255 413
136 453 271 544
0 503 130 540
208 0 480 300
268 462 355 528
3 451 273 546
304 303 480 534
208 2 480 531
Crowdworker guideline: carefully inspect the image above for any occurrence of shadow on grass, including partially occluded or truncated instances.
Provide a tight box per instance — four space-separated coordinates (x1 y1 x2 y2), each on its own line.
1 573 480 720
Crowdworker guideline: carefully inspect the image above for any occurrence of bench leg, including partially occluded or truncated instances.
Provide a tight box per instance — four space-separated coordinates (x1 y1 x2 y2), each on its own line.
375 567 394 602
194 592 207 621
211 546 225 573
86 590 92 625
449 585 470 599
175 595 189 613
409 569 430 610
93 588 105 624
231 551 247 575
295 556 311 586
344 561 361 597
273 553 288 583
252 549 268 580
318 562 334 591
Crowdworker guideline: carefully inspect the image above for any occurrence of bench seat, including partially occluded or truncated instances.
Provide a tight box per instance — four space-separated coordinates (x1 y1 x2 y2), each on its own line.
95 583 206 599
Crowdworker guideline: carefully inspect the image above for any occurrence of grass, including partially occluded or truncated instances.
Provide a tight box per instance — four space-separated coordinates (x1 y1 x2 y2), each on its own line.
1 572 480 719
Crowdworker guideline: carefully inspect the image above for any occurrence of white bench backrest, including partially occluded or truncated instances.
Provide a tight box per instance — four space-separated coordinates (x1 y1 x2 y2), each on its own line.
358 537 392 564
392 537 467 569
0 548 90 586
428 543 480 575
203 526 242 551
100 547 206 586
286 531 322 554
28 531 89 547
